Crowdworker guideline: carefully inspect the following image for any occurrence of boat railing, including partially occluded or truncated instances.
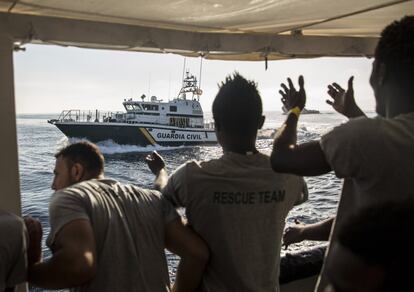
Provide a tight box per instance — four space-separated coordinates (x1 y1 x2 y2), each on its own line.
51 110 216 129
54 109 126 123
204 119 215 130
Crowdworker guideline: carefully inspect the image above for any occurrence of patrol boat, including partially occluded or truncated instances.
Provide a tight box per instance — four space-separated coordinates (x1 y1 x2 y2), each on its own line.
48 72 217 146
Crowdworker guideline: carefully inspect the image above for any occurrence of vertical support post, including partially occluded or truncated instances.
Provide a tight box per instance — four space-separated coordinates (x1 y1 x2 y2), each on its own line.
0 31 28 292
0 34 22 215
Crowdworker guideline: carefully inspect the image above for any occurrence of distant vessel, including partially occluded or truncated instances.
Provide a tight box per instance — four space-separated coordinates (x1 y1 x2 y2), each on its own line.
48 72 217 146
282 106 320 115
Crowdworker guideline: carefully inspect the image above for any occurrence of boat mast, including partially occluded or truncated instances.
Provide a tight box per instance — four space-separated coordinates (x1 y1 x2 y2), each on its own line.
147 73 151 99
181 57 186 89
176 57 203 101
199 56 203 92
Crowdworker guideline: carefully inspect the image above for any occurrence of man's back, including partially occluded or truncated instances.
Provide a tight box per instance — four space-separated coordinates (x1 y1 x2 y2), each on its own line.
48 179 177 292
164 152 306 292
315 112 414 291
320 113 414 229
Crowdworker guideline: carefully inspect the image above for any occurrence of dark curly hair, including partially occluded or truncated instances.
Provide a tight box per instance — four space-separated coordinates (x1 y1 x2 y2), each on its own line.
212 72 262 136
375 16 414 88
55 141 104 178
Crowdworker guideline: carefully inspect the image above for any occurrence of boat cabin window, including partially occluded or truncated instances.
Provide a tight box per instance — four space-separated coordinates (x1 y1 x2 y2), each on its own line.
142 104 159 111
125 104 143 111
170 106 177 112
170 117 189 128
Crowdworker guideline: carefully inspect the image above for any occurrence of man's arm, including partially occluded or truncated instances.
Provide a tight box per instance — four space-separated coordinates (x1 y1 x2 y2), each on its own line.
28 219 97 289
271 76 331 176
24 217 43 267
154 169 168 191
165 218 209 292
271 141 331 176
146 151 169 191
283 217 334 247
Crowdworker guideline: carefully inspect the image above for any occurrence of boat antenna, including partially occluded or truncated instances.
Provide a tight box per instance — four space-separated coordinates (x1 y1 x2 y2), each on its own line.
199 55 203 91
182 57 186 87
148 73 151 98
168 72 171 101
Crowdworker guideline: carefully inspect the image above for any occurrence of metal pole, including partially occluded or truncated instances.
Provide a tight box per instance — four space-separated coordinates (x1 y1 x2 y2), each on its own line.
178 57 186 98
199 56 203 89
0 29 27 292
181 57 186 85
0 33 22 216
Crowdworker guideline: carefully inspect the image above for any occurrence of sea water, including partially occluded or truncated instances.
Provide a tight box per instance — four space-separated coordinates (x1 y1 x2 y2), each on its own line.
17 111 347 291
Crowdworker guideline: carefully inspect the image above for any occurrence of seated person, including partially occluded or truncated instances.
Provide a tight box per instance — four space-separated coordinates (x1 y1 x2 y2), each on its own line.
325 200 414 292
28 141 208 292
147 72 307 292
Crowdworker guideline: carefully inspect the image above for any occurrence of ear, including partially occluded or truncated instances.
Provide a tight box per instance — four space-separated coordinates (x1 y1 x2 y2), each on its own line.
258 115 265 129
71 163 85 182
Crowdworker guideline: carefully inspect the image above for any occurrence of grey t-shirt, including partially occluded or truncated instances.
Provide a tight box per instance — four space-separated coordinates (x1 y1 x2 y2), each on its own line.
163 151 307 292
316 112 414 291
47 179 179 292
0 211 27 291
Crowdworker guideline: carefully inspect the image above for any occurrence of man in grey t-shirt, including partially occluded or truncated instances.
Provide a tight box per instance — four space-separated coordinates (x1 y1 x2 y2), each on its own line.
147 73 307 292
270 16 414 291
27 141 209 292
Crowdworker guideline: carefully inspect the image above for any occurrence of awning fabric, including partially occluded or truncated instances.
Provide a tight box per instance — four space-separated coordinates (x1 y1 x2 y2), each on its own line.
0 0 413 60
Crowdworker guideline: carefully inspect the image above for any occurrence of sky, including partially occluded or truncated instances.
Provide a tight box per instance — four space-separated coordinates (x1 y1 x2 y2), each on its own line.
13 44 376 114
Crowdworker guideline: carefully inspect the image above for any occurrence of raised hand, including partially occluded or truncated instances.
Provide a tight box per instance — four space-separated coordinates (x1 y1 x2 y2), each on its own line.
145 151 166 175
24 216 43 266
326 76 365 118
279 76 306 111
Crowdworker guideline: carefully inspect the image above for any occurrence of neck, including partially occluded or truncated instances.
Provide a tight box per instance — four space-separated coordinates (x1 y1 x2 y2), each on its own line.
82 173 104 182
384 86 414 118
217 130 259 155
221 139 258 155
386 103 414 118
223 146 258 155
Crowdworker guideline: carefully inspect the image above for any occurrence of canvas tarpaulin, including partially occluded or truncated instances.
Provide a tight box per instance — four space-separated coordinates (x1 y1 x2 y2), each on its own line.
0 0 413 60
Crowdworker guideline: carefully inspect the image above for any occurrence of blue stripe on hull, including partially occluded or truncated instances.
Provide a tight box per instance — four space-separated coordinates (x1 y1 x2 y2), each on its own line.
54 123 216 146
55 124 151 146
